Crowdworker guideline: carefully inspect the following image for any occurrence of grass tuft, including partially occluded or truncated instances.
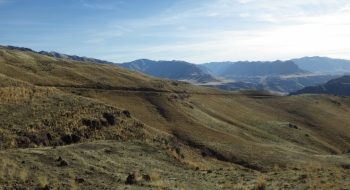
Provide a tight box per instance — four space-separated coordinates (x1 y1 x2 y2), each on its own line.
256 176 266 190
151 171 160 181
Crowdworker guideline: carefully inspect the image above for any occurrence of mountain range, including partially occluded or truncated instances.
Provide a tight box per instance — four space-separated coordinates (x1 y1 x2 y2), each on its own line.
198 60 336 95
119 58 346 95
202 57 350 76
118 57 350 95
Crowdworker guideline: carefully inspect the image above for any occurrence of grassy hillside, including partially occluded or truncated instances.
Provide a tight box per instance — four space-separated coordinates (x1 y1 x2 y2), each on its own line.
1 46 350 189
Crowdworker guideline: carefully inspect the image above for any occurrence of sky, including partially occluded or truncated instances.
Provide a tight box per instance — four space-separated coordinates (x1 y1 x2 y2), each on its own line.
1 0 350 63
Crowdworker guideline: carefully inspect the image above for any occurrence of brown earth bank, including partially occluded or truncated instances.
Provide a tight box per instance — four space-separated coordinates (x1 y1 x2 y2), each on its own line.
1 46 350 189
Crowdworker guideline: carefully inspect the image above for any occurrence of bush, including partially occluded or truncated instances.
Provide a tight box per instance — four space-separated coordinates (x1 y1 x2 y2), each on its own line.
256 176 266 190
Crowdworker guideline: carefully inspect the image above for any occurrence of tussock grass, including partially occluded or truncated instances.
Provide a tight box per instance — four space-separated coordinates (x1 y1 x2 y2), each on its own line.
256 176 266 190
151 171 160 181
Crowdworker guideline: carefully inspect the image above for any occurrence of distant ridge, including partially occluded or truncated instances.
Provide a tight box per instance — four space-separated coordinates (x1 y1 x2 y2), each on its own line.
292 56 350 75
220 60 309 77
3 45 34 52
119 59 219 83
1 45 115 65
200 60 308 77
289 75 350 96
38 51 115 64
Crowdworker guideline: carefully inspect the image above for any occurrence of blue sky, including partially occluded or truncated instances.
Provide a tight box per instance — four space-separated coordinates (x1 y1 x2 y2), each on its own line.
1 0 350 63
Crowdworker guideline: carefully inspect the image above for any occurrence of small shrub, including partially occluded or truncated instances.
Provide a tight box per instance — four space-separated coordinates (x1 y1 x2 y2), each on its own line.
134 170 139 180
37 175 48 188
19 168 29 182
273 164 279 172
256 176 266 190
151 171 160 181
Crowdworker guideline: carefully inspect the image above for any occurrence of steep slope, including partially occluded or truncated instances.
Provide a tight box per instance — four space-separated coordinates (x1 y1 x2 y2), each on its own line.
289 75 350 96
196 65 215 75
292 56 350 75
119 59 219 83
200 61 233 75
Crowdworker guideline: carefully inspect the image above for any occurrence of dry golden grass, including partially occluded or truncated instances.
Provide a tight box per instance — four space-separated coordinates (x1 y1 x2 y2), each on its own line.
0 140 349 189
1 47 350 189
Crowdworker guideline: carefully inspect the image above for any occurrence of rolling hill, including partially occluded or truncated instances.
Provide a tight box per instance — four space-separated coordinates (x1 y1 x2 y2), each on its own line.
1 46 350 189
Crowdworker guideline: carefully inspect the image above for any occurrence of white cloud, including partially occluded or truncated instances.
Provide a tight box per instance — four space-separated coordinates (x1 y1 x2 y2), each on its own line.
207 13 219 17
238 0 252 3
82 3 114 10
340 4 350 11
256 13 279 23
114 25 132 32
80 0 120 10
239 13 250 18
